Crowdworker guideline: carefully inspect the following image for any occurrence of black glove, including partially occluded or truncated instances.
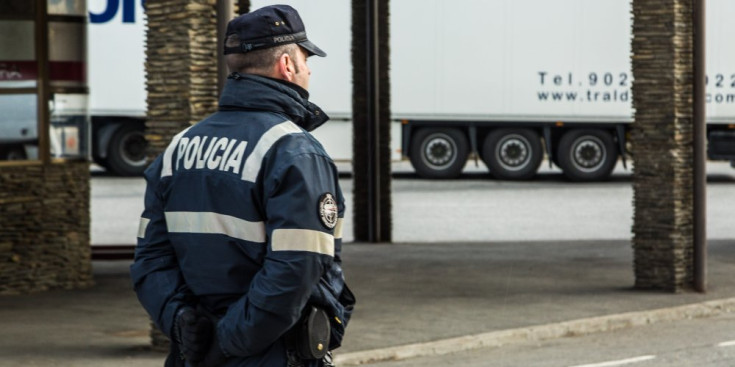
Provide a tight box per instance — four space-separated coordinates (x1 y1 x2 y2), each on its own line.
197 331 228 367
174 307 213 363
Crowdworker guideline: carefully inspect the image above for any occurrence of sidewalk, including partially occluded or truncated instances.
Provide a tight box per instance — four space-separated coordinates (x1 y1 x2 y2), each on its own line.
1 240 735 366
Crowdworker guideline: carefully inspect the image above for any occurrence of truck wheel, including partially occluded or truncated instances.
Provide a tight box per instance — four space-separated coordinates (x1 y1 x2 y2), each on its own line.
0 145 27 160
106 124 148 176
482 128 542 180
557 129 617 181
409 128 469 179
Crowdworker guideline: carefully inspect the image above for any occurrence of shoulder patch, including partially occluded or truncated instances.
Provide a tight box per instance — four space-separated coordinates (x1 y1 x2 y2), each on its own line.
318 193 338 229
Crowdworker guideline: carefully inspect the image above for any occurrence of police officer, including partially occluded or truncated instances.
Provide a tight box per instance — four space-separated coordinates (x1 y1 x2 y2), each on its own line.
131 5 355 367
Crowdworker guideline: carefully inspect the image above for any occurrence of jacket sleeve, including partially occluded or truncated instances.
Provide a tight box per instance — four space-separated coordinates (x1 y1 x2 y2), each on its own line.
308 182 355 350
129 156 194 338
216 152 337 357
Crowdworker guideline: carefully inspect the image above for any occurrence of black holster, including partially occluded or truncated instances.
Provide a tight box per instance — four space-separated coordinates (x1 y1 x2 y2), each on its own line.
285 306 331 361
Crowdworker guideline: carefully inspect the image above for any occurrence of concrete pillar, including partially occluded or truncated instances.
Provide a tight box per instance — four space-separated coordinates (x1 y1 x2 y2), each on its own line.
144 0 222 160
631 0 695 292
351 0 392 242
237 0 250 14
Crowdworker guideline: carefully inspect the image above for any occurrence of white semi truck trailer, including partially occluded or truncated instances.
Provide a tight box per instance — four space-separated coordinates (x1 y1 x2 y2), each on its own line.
77 0 735 178
85 0 148 175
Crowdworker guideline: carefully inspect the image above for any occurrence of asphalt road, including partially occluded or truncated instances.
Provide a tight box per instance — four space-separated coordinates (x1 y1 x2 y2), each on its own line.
91 160 735 245
363 312 735 367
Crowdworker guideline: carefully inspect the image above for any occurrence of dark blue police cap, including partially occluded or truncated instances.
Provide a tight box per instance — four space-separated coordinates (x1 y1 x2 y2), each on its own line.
223 4 326 57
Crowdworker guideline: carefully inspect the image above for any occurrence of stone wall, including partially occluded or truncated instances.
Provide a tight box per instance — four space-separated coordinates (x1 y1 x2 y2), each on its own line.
631 0 694 292
0 162 93 294
145 0 221 160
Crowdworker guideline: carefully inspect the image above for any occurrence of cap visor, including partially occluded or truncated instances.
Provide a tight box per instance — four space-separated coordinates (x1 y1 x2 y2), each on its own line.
298 40 327 57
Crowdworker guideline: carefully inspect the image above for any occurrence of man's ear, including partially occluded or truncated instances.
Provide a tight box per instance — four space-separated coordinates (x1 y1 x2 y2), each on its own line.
276 53 295 82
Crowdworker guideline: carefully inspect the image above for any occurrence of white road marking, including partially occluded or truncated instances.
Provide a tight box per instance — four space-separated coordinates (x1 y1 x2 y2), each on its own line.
568 355 657 367
717 340 735 347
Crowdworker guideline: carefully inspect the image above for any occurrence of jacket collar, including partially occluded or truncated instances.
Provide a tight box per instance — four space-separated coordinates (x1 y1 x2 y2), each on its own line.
219 73 329 131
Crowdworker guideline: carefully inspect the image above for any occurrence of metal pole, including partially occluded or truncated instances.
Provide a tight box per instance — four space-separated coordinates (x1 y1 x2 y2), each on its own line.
216 0 234 96
366 0 381 242
36 0 50 164
693 0 707 293
371 0 381 242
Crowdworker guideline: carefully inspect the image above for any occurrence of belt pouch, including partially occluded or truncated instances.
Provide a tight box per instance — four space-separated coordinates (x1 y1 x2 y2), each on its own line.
286 306 331 360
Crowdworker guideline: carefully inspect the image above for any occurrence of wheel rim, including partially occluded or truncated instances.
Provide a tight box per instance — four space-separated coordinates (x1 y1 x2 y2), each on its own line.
495 134 531 171
570 136 606 173
118 131 147 167
421 133 457 170
5 149 26 160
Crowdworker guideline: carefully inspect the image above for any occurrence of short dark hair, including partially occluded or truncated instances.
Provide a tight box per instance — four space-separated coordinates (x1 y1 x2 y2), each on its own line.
225 33 299 74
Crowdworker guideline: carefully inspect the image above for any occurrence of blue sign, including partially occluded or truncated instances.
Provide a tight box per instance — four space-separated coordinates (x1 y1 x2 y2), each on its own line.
89 0 145 24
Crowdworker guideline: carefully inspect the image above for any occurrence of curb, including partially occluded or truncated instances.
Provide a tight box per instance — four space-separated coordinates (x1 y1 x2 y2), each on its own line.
333 297 735 366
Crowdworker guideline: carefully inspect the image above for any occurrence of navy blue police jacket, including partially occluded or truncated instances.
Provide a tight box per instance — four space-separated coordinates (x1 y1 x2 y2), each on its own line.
130 74 354 366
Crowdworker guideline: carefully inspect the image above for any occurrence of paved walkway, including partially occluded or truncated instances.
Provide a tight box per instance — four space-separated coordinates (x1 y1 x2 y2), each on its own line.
1 240 735 366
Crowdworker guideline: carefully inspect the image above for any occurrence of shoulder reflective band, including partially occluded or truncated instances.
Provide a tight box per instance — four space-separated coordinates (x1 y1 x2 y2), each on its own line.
161 127 192 178
271 229 334 256
165 211 266 243
241 120 303 182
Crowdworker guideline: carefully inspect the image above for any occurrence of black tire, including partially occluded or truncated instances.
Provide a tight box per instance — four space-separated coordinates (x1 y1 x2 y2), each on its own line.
482 128 543 180
106 124 148 176
409 128 469 179
0 145 27 160
557 129 617 181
